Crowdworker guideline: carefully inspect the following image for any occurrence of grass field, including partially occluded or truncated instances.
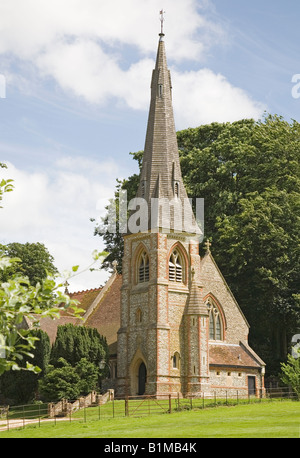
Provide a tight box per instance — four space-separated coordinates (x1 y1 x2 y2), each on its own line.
0 400 299 438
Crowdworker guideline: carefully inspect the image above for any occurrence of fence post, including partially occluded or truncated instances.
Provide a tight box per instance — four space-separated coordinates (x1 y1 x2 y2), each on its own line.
177 392 180 411
169 394 172 414
6 407 9 431
125 397 129 417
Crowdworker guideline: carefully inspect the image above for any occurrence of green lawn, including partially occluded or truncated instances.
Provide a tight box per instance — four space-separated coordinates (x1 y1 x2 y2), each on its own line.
0 401 299 438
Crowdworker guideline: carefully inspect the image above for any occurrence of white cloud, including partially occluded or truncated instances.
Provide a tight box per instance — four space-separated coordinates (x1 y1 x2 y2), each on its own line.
172 68 266 128
0 159 119 291
0 0 218 61
0 0 267 126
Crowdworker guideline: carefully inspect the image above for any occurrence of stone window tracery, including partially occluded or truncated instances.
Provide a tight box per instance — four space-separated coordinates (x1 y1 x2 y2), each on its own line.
138 251 149 283
207 298 223 341
169 250 183 282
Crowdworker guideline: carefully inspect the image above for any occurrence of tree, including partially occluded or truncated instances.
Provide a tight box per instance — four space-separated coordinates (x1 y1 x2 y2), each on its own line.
50 324 108 372
0 257 81 375
280 353 300 400
0 242 58 285
38 357 100 401
38 358 81 402
0 329 51 404
0 163 107 376
216 187 300 373
76 358 99 395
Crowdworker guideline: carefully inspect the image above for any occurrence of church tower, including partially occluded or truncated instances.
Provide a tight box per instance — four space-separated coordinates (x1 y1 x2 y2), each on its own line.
117 27 207 398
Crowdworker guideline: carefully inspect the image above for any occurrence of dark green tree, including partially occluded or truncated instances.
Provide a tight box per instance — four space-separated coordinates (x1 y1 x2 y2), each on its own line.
39 357 100 402
50 324 108 371
0 242 58 285
0 329 51 404
76 358 99 395
95 115 300 376
38 358 81 402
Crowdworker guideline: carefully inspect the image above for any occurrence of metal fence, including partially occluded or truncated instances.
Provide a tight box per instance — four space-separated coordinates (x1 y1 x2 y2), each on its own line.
0 387 298 432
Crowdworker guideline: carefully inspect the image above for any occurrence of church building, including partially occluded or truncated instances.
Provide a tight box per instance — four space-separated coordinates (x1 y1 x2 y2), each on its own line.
114 30 265 399
37 28 266 399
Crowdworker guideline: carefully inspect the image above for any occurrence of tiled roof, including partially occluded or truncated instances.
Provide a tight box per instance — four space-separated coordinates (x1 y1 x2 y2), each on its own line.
37 315 80 344
84 274 122 356
209 343 261 368
69 287 102 312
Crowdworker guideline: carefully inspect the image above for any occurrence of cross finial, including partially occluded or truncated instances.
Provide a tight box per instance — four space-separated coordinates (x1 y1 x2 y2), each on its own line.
205 239 212 253
159 9 165 36
64 280 69 295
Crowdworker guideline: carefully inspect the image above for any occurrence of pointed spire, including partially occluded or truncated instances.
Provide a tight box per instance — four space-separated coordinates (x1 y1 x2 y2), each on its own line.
136 31 200 234
185 269 208 316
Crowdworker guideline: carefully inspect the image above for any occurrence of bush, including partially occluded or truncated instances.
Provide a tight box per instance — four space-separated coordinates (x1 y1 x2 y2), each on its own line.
39 357 99 402
280 354 300 400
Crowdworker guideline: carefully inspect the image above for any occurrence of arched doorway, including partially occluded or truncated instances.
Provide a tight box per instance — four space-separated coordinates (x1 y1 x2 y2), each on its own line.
138 362 147 395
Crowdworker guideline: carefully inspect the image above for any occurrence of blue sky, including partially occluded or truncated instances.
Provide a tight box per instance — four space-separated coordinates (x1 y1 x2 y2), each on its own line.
0 0 299 291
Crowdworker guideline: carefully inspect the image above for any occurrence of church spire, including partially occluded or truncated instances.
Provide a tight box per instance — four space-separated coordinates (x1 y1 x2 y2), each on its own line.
137 27 199 234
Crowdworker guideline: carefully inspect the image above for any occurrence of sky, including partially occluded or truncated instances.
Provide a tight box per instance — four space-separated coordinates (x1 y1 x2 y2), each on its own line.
0 0 299 292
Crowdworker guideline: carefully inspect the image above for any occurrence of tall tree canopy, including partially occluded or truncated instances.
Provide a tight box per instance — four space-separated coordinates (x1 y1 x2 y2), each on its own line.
50 324 109 371
96 115 300 375
0 242 58 285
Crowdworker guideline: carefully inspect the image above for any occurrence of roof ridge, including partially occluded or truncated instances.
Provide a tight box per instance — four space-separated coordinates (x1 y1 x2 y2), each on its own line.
70 286 103 295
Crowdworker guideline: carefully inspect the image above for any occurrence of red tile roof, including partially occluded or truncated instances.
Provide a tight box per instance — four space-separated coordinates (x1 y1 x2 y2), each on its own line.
209 343 261 368
84 274 122 356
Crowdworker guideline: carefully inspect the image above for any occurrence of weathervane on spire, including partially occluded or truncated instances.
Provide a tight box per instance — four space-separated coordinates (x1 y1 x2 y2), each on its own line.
159 9 165 36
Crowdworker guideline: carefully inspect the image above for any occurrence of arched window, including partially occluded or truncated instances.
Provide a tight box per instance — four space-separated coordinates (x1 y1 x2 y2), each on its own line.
138 251 149 283
174 181 179 198
207 298 223 341
141 180 146 198
136 308 142 323
158 84 163 98
169 250 183 282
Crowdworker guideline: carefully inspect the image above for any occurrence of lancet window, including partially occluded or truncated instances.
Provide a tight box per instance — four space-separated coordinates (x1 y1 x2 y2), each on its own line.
169 250 183 283
207 298 223 341
138 252 149 283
